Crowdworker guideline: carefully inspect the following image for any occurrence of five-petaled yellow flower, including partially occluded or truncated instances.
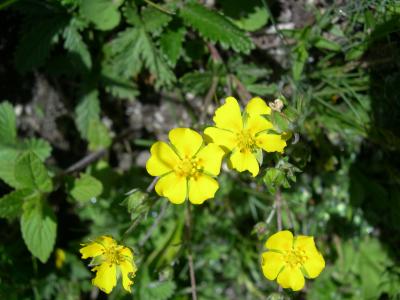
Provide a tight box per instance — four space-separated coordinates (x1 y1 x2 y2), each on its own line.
146 128 224 204
261 230 325 291
80 236 137 294
204 96 286 177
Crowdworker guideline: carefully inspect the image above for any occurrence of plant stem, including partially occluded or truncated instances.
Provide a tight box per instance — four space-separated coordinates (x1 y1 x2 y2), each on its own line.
185 203 198 300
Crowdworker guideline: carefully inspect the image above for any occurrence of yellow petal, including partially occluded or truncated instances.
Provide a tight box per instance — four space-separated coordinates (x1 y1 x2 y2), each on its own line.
261 251 285 280
246 114 273 135
146 141 179 176
196 143 225 176
169 128 203 158
303 252 325 278
256 133 286 153
245 97 271 116
204 127 237 151
80 242 104 259
277 266 305 291
155 173 187 204
295 236 325 278
213 97 243 132
188 174 219 204
118 246 133 259
92 263 117 294
265 230 293 252
229 149 259 177
119 259 137 293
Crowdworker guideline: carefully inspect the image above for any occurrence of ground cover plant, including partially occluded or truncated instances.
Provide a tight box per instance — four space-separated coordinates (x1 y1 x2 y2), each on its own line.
0 0 400 299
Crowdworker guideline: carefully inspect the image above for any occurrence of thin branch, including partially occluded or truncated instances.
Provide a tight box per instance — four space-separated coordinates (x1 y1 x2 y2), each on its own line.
64 149 107 174
138 201 169 247
276 189 282 231
185 203 197 300
200 76 219 123
282 198 295 229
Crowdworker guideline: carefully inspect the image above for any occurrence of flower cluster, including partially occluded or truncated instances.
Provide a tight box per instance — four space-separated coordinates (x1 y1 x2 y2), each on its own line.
80 96 325 294
146 97 287 204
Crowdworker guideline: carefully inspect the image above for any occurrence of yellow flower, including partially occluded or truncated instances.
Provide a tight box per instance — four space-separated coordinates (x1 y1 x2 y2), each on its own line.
80 236 137 294
55 248 66 269
261 230 325 291
146 128 225 204
204 96 286 177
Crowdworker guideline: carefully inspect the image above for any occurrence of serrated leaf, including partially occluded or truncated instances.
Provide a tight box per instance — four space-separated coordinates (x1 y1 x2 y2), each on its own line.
160 27 186 66
219 0 269 32
63 19 92 70
75 90 100 139
0 147 20 188
70 173 103 202
0 189 32 220
14 151 53 193
21 196 57 263
103 75 139 100
141 280 176 300
0 101 16 145
87 119 111 151
180 71 213 94
104 27 175 88
142 6 172 33
80 0 122 31
180 2 254 53
19 138 52 161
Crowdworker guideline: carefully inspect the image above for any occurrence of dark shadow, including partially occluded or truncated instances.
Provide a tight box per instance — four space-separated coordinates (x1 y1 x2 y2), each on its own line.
349 14 400 262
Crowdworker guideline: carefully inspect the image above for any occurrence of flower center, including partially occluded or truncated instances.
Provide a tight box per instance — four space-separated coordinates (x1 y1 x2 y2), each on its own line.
175 157 201 178
103 246 125 265
236 130 257 153
284 249 308 268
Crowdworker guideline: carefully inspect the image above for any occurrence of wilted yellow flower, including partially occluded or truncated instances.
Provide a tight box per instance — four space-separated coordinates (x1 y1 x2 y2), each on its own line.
204 97 286 177
146 128 224 204
55 248 66 269
261 230 325 291
80 236 137 294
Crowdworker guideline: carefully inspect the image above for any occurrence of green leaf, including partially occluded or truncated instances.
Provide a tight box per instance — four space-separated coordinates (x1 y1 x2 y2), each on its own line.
180 2 254 54
87 119 111 151
0 101 16 145
70 173 103 202
104 27 175 88
80 0 122 31
75 90 100 139
63 19 92 70
0 189 32 220
263 168 290 194
0 147 20 188
292 43 308 81
180 71 214 94
14 151 53 193
160 27 186 66
140 280 176 300
21 196 57 263
19 138 52 161
314 37 341 52
121 189 148 219
142 6 172 33
219 0 269 32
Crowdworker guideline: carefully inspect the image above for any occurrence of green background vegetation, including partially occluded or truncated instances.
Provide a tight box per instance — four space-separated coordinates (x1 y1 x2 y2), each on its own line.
0 0 400 299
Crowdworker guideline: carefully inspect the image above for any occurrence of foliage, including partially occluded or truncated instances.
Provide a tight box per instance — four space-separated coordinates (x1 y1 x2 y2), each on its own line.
1 0 400 299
